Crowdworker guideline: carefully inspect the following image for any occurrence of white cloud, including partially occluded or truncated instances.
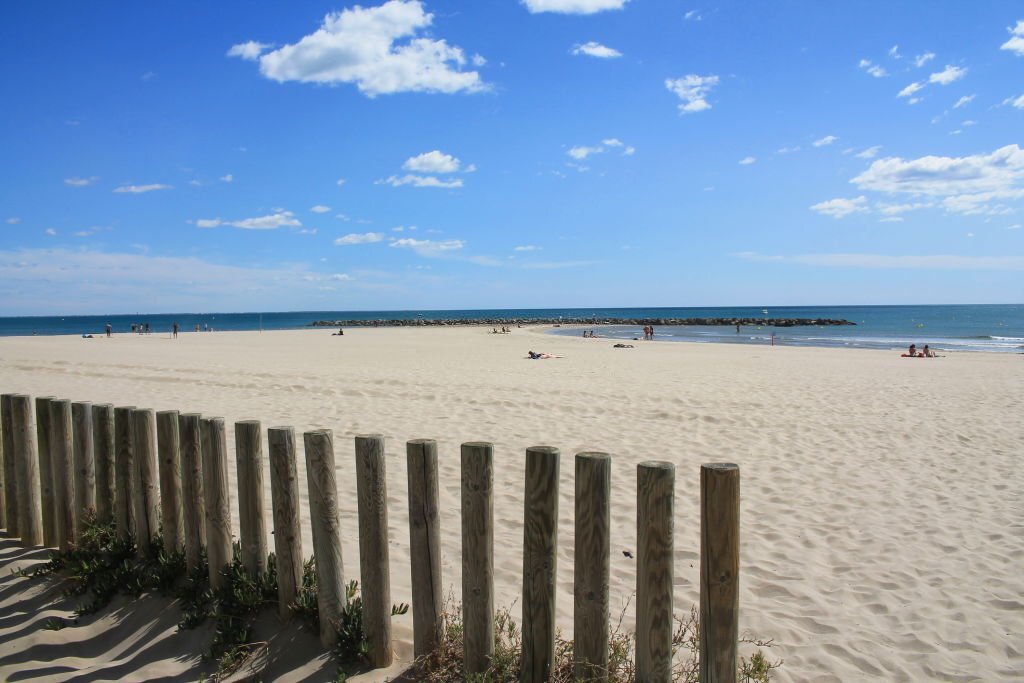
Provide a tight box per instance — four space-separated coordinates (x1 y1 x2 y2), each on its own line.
897 81 924 98
809 196 868 218
336 178 347 187
329 273 354 281
520 260 598 269
879 216 903 223
858 59 887 78
336 213 351 221
5 217 20 225
403 150 462 173
45 228 56 236
734 250 1024 270
684 9 701 21
335 232 385 245
813 135 838 147
471 54 486 67
914 52 936 67
953 94 975 109
514 245 542 251
522 0 628 14
197 210 302 230
571 41 622 58
220 173 233 183
889 45 901 59
227 41 271 61
389 237 464 256
665 74 719 114
777 146 800 154
310 205 331 213
929 64 966 86
378 174 463 188
568 145 602 160
64 176 98 187
244 1 484 96
855 146 882 159
1004 94 1024 109
1000 20 1024 56
851 144 1024 215
1008 223 1021 230
113 183 172 194
738 156 756 165
877 202 931 215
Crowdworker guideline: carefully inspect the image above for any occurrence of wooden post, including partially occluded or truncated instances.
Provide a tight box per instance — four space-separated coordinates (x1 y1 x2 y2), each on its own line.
700 463 740 683
50 399 76 550
461 441 494 676
235 420 268 577
179 413 206 571
521 446 560 683
406 438 442 660
574 452 611 680
132 409 160 554
35 396 57 547
636 461 675 682
156 410 185 554
355 434 392 668
1 393 17 535
201 417 233 589
72 401 95 536
92 404 115 525
304 429 344 648
268 426 303 620
11 395 43 546
114 406 136 540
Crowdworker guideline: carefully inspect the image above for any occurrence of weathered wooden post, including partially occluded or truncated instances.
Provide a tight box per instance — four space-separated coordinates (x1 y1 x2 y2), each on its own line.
235 420 268 577
92 404 115 525
574 452 611 679
11 395 43 546
132 409 160 554
156 410 184 554
355 434 392 668
700 463 740 683
35 396 57 547
636 461 675 682
304 429 345 648
406 438 442 660
521 446 560 682
268 426 303 620
201 417 233 589
179 413 206 570
1 393 17 535
461 441 494 676
50 399 76 550
114 406 136 540
72 401 95 536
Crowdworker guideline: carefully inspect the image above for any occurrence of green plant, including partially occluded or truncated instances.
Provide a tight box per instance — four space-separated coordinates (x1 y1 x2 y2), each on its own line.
42 617 68 631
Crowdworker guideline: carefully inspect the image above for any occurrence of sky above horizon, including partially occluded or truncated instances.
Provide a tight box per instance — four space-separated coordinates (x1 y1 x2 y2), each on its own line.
2 0 1023 315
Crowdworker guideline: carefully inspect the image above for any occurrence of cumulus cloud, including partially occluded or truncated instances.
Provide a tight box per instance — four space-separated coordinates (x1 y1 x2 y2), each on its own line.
929 64 967 85
855 146 882 159
389 237 464 256
813 135 838 147
1000 20 1024 56
566 139 634 167
403 150 463 173
684 9 701 20
858 59 887 78
227 41 271 61
237 0 484 96
522 0 628 14
514 245 542 251
220 173 233 183
851 144 1024 215
378 174 463 188
665 74 719 114
1004 94 1024 109
196 210 302 230
568 145 602 160
571 41 622 58
809 196 868 218
739 156 756 165
45 228 57 236
310 205 331 213
914 52 936 67
113 183 172 194
897 81 924 98
64 176 98 187
334 232 384 245
336 178 347 187
953 94 975 109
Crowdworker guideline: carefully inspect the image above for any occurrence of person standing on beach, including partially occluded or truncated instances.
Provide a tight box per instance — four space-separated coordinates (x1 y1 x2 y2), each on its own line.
105 323 112 338
172 322 179 339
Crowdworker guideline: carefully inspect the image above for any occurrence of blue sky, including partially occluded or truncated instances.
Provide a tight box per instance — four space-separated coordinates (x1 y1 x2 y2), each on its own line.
2 0 1023 315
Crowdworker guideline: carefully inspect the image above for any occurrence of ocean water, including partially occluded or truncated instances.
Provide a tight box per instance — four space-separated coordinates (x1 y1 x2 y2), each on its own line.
0 305 1020 353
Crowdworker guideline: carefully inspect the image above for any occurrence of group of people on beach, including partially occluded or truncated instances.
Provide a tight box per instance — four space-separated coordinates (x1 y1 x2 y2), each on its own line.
642 325 655 340
581 330 599 338
905 344 938 358
491 327 512 334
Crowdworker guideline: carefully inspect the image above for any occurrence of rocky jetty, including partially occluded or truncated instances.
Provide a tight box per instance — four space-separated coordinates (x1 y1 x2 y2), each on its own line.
308 316 855 328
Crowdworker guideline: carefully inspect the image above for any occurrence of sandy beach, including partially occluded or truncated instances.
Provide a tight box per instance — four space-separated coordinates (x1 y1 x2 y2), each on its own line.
0 326 1021 681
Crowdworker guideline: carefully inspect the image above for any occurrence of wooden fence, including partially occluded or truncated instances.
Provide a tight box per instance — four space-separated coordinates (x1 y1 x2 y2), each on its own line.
0 392 741 682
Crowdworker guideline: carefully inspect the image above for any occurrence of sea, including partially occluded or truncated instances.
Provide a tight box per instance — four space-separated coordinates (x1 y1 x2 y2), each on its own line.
0 305 1021 354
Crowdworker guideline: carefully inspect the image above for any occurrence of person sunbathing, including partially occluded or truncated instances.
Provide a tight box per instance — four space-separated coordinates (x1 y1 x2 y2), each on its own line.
527 350 558 359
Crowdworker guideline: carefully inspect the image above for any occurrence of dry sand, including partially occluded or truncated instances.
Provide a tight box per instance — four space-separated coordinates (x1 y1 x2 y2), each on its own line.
0 326 1021 681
